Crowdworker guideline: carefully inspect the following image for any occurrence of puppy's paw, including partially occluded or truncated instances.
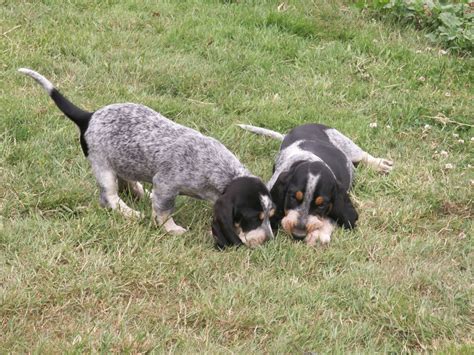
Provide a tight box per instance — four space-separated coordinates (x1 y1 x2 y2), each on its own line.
376 158 393 174
282 210 299 234
159 216 187 235
166 224 187 236
306 217 333 246
319 233 331 245
306 215 324 233
305 231 319 246
121 207 143 219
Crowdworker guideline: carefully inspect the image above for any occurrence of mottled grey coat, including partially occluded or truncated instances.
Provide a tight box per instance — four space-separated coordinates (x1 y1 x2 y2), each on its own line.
87 103 251 211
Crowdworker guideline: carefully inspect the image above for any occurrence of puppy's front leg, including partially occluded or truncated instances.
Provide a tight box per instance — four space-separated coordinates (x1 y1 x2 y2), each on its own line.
151 185 187 236
317 218 335 244
152 209 187 235
305 217 335 246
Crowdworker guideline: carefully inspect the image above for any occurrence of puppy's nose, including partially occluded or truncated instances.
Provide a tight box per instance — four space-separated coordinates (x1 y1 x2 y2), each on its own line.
291 233 305 241
291 225 307 240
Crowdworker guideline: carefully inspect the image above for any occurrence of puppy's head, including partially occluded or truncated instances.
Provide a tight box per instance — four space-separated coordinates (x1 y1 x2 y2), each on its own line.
271 161 357 241
212 177 275 249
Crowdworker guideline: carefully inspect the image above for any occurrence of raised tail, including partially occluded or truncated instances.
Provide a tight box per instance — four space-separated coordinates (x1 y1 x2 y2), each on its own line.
18 68 92 133
237 124 285 141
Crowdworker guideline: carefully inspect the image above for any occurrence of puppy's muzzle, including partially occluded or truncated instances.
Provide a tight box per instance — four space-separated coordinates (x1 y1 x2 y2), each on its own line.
283 210 324 241
238 221 273 248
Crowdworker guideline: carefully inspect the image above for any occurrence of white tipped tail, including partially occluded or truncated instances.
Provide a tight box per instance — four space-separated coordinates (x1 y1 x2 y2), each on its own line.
237 124 285 141
18 68 55 94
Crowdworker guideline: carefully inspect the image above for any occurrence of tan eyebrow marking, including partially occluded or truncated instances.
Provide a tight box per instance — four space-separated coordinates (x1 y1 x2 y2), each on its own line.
269 208 275 217
315 196 324 205
259 212 264 221
295 191 304 201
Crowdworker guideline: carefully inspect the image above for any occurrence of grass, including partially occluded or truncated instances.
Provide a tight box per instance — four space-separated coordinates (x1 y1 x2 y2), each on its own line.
354 0 474 55
1 0 473 352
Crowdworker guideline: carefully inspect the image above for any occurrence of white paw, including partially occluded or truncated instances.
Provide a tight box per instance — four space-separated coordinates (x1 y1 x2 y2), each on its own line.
319 233 331 245
376 158 393 174
122 208 143 219
166 225 187 236
305 231 319 246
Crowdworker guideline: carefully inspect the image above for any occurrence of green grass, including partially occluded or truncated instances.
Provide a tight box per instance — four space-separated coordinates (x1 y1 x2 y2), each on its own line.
354 0 474 55
1 0 473 352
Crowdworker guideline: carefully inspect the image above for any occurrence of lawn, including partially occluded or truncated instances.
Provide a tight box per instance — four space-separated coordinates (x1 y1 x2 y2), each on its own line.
1 0 472 352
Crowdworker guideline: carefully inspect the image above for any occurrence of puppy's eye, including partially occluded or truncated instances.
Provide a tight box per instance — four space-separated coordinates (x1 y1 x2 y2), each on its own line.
315 196 324 206
295 191 304 202
269 208 275 217
258 212 264 221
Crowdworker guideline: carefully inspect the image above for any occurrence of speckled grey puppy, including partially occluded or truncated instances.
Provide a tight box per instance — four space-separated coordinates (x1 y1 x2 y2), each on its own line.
87 104 250 214
19 68 274 245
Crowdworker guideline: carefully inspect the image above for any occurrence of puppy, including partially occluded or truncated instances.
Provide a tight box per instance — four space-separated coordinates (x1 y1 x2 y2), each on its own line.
19 68 275 248
238 123 393 245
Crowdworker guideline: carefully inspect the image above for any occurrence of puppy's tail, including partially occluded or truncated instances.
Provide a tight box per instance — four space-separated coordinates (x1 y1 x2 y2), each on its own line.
18 68 92 133
237 124 285 141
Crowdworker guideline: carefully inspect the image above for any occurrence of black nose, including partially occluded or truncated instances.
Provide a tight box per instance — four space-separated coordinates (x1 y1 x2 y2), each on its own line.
291 233 305 241
291 226 307 241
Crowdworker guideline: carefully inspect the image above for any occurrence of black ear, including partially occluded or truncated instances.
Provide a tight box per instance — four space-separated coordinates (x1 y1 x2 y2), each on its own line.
269 170 292 230
329 184 358 229
211 196 243 249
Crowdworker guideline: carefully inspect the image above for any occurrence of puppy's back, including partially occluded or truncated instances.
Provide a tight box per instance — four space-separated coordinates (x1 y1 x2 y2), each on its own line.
281 123 330 150
85 103 248 188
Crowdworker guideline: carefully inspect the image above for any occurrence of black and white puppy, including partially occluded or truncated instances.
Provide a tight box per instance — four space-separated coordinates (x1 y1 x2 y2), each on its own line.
19 68 275 249
239 123 393 245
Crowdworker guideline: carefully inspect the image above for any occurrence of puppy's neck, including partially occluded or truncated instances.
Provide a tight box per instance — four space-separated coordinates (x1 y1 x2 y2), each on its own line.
224 175 264 196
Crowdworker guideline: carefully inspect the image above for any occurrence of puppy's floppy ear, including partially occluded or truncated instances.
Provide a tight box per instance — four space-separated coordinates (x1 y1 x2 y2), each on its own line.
270 171 291 208
329 183 358 229
270 162 305 221
270 170 292 230
211 195 243 249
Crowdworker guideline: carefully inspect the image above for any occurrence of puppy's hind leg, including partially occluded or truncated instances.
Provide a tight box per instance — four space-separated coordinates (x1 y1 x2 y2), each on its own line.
151 180 187 235
361 152 393 174
118 178 147 200
325 128 393 174
93 168 142 219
